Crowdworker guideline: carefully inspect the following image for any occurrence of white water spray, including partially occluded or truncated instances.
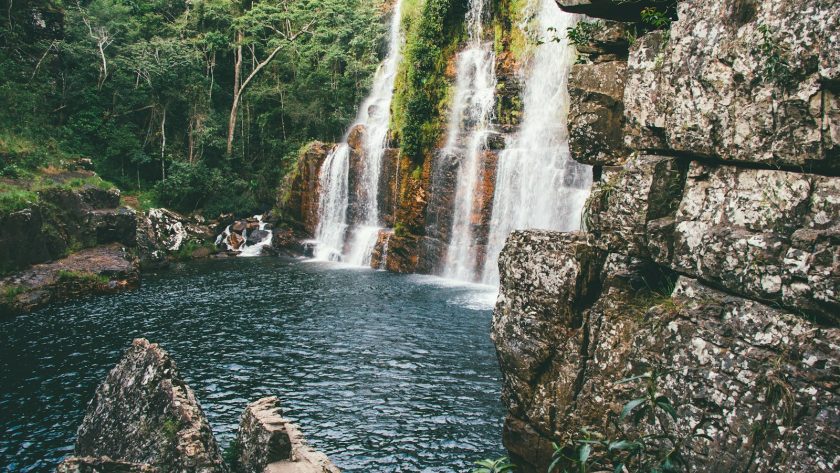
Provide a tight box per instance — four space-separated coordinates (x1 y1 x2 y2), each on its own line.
441 0 497 282
480 0 592 284
313 0 403 266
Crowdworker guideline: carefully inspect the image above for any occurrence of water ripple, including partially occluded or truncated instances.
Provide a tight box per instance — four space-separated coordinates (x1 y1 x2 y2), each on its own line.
0 257 504 472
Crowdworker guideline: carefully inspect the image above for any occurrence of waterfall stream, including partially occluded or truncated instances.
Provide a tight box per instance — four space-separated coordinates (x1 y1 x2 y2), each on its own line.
441 0 497 282
480 0 592 284
313 0 403 265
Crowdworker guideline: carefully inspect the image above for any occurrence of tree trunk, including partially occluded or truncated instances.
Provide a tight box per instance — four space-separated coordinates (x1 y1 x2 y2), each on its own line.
160 105 167 181
227 31 244 156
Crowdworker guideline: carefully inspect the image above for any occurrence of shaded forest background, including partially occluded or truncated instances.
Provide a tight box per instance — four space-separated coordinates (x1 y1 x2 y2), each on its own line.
0 0 387 215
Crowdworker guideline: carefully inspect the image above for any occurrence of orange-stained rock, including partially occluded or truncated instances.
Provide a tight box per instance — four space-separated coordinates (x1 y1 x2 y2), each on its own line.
277 141 332 235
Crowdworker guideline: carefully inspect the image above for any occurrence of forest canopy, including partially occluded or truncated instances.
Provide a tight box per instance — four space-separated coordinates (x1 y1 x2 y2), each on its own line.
0 0 388 215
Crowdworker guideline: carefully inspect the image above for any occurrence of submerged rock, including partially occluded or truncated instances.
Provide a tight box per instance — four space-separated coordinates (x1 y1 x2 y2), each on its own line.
234 397 339 473
56 457 159 473
71 338 225 472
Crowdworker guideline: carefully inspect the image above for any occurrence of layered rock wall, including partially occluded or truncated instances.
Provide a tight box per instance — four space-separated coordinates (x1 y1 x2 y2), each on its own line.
496 0 840 471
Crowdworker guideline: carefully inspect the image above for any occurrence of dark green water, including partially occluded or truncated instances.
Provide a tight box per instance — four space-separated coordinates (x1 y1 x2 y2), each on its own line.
0 257 504 472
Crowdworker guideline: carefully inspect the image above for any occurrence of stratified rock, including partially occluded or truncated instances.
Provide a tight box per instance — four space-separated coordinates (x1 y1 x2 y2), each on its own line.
568 61 630 166
56 456 158 473
624 0 840 171
584 154 685 256
650 162 840 324
235 397 339 473
74 338 225 472
573 20 631 61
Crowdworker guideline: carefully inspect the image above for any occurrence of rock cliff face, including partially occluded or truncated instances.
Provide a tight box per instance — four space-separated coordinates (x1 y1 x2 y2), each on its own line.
495 0 840 471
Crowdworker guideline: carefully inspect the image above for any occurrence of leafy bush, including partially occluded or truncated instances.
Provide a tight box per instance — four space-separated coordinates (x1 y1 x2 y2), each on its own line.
566 21 601 46
549 371 709 473
754 24 796 91
472 456 516 473
640 7 671 30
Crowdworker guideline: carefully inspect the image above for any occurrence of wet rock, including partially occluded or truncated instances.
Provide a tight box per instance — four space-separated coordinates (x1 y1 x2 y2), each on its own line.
246 229 270 246
234 397 339 473
74 338 225 472
650 162 840 324
228 232 245 250
377 148 401 227
137 208 214 268
276 141 332 235
568 60 630 166
624 0 840 171
0 243 139 316
269 226 308 257
369 229 393 270
56 457 158 473
231 221 247 234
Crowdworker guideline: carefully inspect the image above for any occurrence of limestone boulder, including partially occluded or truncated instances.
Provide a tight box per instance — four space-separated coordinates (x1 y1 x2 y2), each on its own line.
56 457 158 473
492 231 605 418
74 339 225 472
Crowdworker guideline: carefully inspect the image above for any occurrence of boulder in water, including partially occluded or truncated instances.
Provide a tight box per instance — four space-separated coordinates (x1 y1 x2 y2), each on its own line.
231 221 247 234
56 456 159 473
72 338 226 472
234 397 339 473
228 232 245 250
246 229 270 246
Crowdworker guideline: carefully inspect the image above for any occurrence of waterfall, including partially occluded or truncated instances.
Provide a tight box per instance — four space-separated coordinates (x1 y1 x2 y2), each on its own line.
480 0 592 284
313 0 403 265
441 0 497 282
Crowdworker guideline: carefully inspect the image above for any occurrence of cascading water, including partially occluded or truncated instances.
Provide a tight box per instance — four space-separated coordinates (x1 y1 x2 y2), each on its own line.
313 0 403 265
216 215 274 257
480 0 592 284
441 0 497 282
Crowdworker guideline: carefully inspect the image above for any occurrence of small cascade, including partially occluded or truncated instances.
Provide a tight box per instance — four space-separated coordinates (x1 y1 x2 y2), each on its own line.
441 0 497 282
480 0 592 284
216 215 274 257
313 0 403 266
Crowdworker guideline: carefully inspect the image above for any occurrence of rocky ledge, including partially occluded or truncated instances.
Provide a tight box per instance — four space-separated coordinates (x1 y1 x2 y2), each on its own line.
58 339 338 473
0 243 138 316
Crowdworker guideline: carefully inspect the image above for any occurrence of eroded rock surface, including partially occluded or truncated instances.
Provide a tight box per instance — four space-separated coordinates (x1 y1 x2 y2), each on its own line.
234 397 339 473
73 338 225 472
623 0 840 171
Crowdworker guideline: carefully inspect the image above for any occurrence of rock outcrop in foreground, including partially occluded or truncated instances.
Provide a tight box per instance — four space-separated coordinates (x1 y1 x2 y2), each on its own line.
58 339 338 473
235 397 339 473
495 0 840 471
69 338 225 471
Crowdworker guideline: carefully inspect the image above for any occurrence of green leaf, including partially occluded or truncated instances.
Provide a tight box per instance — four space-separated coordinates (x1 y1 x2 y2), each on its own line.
608 440 640 452
614 464 625 473
620 398 646 421
655 398 678 421
579 444 591 463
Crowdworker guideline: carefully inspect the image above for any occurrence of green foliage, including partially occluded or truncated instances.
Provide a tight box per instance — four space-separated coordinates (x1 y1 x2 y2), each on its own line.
640 7 671 30
222 439 241 467
0 183 39 214
3 285 26 301
566 21 601 46
393 0 465 163
754 24 796 91
549 371 710 473
56 270 110 285
473 456 516 473
0 0 388 215
171 239 217 262
161 418 180 443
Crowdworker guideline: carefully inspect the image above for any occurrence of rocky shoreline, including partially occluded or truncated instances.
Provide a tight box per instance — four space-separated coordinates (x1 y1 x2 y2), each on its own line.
58 338 339 473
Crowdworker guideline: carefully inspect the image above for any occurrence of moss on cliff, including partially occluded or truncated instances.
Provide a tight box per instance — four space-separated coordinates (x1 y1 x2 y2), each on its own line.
391 0 466 164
